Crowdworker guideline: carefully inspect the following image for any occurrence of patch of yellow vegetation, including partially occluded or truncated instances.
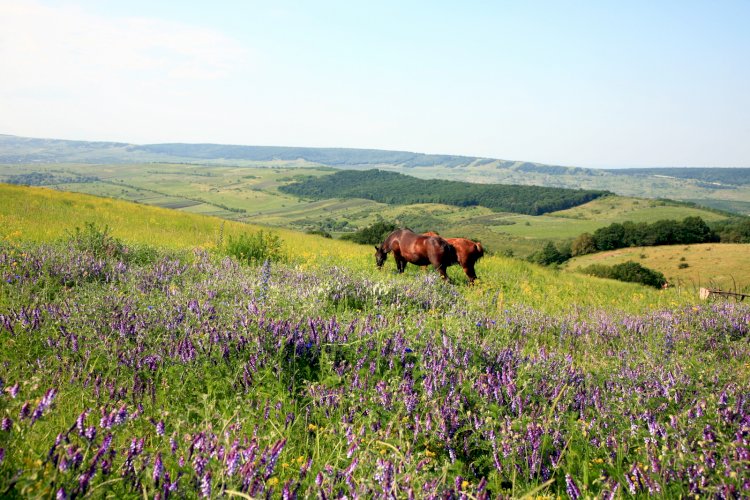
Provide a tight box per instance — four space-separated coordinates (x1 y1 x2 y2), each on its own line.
566 243 750 291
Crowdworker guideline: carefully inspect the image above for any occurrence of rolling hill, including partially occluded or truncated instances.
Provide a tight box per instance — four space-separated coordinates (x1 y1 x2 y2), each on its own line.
2 134 749 213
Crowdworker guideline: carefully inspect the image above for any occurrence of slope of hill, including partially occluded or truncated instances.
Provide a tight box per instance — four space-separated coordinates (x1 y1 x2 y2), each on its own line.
566 243 750 292
278 169 610 215
2 134 749 213
0 160 737 258
1 183 749 498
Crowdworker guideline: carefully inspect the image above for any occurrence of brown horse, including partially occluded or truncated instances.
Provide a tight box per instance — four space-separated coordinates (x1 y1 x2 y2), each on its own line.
424 232 484 283
375 229 457 279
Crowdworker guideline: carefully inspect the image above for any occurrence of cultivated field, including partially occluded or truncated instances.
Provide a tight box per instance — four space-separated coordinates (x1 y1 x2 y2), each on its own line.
0 184 748 497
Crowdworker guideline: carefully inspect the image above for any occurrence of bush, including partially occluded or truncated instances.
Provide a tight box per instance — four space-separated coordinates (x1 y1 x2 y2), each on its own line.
579 261 667 288
306 229 333 239
529 241 569 266
226 230 284 264
340 221 398 245
67 222 125 260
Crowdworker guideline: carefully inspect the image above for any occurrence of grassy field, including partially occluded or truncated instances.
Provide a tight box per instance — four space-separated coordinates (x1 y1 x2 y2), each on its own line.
1 163 737 259
566 243 750 292
1 183 748 498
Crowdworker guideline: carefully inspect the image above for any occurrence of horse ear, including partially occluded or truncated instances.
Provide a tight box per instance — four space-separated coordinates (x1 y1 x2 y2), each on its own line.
374 246 379 251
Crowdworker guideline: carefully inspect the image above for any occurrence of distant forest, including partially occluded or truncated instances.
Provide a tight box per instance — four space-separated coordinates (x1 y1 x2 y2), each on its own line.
279 169 610 215
607 168 750 186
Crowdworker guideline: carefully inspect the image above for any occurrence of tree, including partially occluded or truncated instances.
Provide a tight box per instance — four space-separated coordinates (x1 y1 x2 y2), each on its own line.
532 241 566 266
571 233 596 256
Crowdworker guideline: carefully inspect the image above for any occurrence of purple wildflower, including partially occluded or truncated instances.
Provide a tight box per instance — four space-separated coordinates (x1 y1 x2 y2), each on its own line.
153 452 163 484
31 388 57 424
1 416 11 431
565 474 581 499
200 472 211 498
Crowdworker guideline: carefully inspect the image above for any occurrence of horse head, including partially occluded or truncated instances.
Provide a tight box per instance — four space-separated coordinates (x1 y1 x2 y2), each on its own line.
374 245 388 268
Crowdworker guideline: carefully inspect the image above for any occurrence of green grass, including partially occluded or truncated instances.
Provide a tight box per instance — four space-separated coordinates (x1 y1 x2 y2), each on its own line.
1 183 747 498
0 164 737 259
0 182 698 315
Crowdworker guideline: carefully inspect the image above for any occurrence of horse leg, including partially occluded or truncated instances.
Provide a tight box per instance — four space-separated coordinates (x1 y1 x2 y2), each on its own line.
436 265 449 280
395 256 407 273
463 265 477 284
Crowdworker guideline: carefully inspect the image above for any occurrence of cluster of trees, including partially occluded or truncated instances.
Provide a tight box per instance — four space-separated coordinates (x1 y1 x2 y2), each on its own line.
280 169 609 216
578 261 667 288
340 221 398 245
571 216 717 256
711 218 750 243
5 172 98 186
530 215 735 267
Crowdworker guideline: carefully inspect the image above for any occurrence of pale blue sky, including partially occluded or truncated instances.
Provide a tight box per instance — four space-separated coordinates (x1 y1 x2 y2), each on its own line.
1 0 748 167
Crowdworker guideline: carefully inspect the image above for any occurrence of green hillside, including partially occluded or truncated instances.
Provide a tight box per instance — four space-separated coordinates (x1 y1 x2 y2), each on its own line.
278 169 609 215
1 183 748 498
0 161 736 258
2 134 749 213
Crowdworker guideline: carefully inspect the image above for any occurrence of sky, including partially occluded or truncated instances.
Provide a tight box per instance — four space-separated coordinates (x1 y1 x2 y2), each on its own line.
1 0 749 168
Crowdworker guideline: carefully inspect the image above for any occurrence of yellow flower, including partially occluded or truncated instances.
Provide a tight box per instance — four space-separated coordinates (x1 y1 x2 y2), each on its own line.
267 477 279 486
308 424 317 431
461 480 469 489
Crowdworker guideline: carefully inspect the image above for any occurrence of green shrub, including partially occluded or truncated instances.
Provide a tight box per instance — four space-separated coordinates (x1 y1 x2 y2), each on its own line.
340 221 398 245
579 261 667 288
226 230 284 264
67 222 125 260
306 229 333 239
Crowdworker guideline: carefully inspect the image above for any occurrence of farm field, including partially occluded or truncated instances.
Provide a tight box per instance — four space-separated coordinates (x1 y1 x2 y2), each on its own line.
0 163 736 258
566 243 750 292
0 184 749 498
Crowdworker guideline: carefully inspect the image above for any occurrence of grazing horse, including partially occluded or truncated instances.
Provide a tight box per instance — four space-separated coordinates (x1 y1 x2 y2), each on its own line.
424 232 484 283
375 229 457 279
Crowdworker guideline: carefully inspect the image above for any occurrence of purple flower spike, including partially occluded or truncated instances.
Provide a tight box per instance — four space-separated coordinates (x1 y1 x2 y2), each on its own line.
153 452 163 484
200 472 212 498
31 388 57 424
1 417 11 431
565 474 582 500
56 487 67 500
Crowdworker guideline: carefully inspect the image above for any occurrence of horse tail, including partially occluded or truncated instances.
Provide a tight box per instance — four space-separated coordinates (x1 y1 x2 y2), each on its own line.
475 242 484 258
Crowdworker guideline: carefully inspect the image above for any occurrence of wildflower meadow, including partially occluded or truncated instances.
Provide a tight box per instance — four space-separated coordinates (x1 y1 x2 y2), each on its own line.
0 218 748 498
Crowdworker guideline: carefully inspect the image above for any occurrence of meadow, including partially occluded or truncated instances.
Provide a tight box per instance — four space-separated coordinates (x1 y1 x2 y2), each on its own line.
567 243 750 292
1 184 748 498
0 163 734 259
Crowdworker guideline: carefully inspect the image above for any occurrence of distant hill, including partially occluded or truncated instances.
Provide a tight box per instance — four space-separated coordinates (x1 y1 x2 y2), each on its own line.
2 134 749 214
279 169 609 215
603 167 750 186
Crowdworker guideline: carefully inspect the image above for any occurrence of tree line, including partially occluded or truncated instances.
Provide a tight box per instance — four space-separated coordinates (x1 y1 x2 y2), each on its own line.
280 169 610 216
570 216 718 257
529 215 745 267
